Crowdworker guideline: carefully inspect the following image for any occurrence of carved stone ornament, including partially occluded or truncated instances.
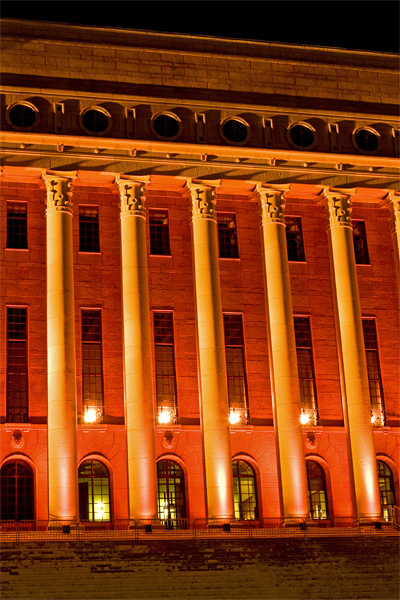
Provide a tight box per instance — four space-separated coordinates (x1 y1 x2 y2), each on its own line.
387 194 400 235
11 429 24 449
163 430 175 449
43 175 74 214
305 431 318 450
188 185 216 222
325 193 352 229
117 180 146 218
258 188 285 225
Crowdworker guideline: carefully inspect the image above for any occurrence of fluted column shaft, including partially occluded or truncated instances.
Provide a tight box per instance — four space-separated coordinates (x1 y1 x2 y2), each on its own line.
258 188 309 518
189 184 235 519
325 192 381 517
44 174 79 520
118 178 158 520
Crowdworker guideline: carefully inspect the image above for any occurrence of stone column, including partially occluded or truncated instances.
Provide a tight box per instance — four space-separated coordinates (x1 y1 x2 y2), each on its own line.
44 173 79 521
387 193 400 294
117 177 158 521
188 183 235 519
257 187 309 518
325 191 381 518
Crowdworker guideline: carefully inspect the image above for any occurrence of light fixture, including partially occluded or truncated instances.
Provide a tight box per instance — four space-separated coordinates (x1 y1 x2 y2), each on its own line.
229 409 240 425
96 501 104 519
300 411 310 425
84 406 102 424
158 408 175 425
371 410 384 427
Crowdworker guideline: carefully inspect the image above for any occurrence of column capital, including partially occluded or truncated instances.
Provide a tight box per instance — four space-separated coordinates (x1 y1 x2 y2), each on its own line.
387 192 400 235
187 183 216 222
257 186 286 226
116 176 149 218
42 172 76 215
324 190 352 230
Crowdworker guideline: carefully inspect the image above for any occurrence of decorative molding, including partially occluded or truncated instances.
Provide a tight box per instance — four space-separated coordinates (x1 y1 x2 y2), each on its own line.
324 191 352 229
116 178 147 218
387 193 400 235
11 429 24 449
257 187 285 225
188 184 216 222
43 174 75 214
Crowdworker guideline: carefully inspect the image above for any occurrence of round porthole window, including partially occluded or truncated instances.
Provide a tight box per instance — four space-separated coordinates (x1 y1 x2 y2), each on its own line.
287 122 317 150
79 107 112 135
352 127 381 154
220 117 251 145
6 101 40 131
150 112 182 141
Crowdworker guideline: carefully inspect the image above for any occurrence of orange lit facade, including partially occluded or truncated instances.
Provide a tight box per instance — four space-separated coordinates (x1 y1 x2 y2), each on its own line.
0 20 399 525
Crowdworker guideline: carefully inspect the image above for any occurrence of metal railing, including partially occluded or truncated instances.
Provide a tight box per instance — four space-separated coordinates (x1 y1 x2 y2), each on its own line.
1 513 398 542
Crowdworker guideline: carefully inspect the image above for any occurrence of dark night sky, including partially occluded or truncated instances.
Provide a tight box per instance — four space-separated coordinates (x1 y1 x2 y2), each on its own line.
1 1 400 54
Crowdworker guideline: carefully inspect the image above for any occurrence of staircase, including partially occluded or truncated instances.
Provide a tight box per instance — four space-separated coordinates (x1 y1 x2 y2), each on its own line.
1 537 399 599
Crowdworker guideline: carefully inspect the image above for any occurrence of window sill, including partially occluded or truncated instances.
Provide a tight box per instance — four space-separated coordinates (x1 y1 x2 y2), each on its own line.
78 251 102 255
5 247 29 251
149 254 172 258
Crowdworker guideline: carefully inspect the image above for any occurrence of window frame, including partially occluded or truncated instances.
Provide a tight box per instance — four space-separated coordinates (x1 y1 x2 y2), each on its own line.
0 459 34 522
78 459 111 522
6 202 28 250
352 220 370 265
81 308 105 422
78 205 101 254
153 311 178 422
217 212 240 259
306 460 329 520
293 315 319 426
149 209 171 256
232 459 258 520
156 459 187 525
6 305 29 424
285 216 306 262
223 313 249 425
362 317 385 426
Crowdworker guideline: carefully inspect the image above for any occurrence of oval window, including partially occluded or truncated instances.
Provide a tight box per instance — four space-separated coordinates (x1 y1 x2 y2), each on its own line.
6 101 40 131
79 107 112 135
352 127 380 154
150 112 182 141
220 117 251 145
287 122 317 150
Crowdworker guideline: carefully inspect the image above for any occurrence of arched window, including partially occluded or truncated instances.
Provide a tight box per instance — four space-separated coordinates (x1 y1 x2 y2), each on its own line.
377 460 395 520
0 460 34 521
232 460 258 520
78 460 110 521
307 460 328 520
157 460 186 523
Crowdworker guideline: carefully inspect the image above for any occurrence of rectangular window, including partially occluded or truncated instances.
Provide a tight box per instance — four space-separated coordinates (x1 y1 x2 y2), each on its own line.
149 210 170 255
362 319 385 425
286 217 305 262
353 221 370 265
79 206 100 253
7 202 28 249
224 314 249 424
154 312 177 422
82 310 104 421
6 307 29 423
218 213 239 259
294 316 318 425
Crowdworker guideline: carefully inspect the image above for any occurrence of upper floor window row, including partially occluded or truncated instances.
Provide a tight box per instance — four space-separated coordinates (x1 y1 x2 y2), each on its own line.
4 203 372 264
5 100 397 156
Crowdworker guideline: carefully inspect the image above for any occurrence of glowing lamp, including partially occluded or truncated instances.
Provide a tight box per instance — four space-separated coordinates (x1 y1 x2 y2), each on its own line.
158 409 172 425
84 407 98 424
96 501 104 519
229 410 240 425
300 412 310 425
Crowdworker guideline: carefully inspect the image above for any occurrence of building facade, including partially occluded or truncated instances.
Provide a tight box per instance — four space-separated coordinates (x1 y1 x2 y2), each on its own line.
1 19 399 525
